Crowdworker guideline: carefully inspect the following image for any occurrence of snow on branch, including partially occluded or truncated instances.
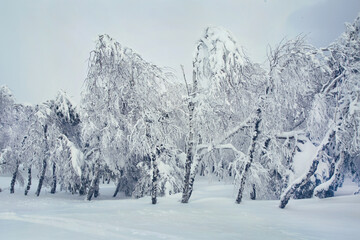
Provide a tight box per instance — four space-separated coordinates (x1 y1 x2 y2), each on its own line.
275 130 307 143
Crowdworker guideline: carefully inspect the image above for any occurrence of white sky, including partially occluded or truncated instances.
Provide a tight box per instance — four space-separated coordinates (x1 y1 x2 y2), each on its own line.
1 0 359 104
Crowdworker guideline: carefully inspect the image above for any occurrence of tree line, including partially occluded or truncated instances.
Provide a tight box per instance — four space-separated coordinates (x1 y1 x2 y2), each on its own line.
1 15 360 208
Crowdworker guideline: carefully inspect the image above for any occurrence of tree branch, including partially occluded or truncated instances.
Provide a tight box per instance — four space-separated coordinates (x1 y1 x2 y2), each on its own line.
180 65 190 96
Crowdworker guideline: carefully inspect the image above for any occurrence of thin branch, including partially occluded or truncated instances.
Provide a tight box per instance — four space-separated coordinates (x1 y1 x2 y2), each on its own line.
180 65 190 96
321 71 345 94
220 115 253 143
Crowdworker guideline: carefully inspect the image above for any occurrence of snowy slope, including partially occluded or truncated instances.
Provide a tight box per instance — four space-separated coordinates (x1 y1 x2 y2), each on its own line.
0 176 359 240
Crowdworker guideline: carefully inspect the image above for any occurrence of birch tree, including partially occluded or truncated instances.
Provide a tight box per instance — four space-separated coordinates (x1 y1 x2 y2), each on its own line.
0 87 33 193
181 27 264 203
280 14 360 208
82 34 184 201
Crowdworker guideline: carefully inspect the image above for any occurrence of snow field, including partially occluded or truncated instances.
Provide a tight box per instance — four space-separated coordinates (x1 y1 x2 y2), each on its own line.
1 176 359 240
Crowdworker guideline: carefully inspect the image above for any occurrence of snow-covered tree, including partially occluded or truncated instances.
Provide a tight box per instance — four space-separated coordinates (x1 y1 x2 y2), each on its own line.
0 86 15 151
47 91 82 194
28 102 58 196
181 26 265 203
0 86 33 193
1 13 359 209
250 36 332 201
312 14 360 198
15 91 82 196
81 34 184 202
280 14 360 208
51 134 83 193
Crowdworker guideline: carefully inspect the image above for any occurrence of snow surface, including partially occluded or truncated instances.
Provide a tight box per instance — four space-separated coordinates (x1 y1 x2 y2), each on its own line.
0 176 359 240
292 139 317 180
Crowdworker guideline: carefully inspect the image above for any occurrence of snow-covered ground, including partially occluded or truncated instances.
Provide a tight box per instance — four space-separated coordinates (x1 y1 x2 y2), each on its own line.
0 176 359 240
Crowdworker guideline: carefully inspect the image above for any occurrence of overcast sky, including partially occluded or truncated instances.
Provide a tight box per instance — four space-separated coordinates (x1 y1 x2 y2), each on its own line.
1 0 360 104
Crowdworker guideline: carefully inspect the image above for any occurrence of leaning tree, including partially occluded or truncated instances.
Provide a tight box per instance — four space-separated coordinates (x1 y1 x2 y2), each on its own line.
81 34 184 202
280 14 360 208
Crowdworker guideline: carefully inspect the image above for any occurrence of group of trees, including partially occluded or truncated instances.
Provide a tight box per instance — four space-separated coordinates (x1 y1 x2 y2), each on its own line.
1 15 360 208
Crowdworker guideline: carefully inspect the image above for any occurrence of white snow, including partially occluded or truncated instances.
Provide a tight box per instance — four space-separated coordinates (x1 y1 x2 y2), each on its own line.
1 176 359 240
335 178 359 196
292 139 317 179
349 96 360 115
67 140 84 176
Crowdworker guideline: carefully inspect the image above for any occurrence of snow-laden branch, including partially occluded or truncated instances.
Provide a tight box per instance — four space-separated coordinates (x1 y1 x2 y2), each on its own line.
279 127 336 208
321 71 346 94
313 151 344 198
180 65 190 97
195 115 253 157
275 130 307 144
220 116 253 144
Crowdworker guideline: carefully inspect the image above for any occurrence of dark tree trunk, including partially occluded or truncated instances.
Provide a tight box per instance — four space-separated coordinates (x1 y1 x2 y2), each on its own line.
183 150 206 203
279 130 336 208
79 173 89 196
182 158 202 204
151 147 160 205
94 178 100 198
36 159 47 197
50 162 57 194
187 154 203 202
113 178 121 197
87 169 100 201
200 163 205 176
24 167 32 196
10 163 19 194
187 172 196 202
236 109 261 204
250 184 256 200
181 150 193 203
36 125 48 197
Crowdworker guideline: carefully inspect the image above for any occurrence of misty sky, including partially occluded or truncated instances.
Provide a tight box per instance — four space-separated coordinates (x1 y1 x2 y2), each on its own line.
1 0 360 104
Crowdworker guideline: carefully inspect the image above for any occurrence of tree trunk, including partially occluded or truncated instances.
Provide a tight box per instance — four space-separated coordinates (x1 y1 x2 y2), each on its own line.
94 178 100 198
10 163 19 194
86 169 100 201
79 173 89 196
50 162 57 194
186 173 196 202
185 153 203 202
113 169 124 197
36 158 47 197
200 163 205 176
24 167 32 196
279 129 336 208
182 70 197 204
113 178 121 197
279 159 319 209
236 108 261 204
36 124 48 197
314 151 344 198
250 184 256 200
181 101 195 203
151 149 160 205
